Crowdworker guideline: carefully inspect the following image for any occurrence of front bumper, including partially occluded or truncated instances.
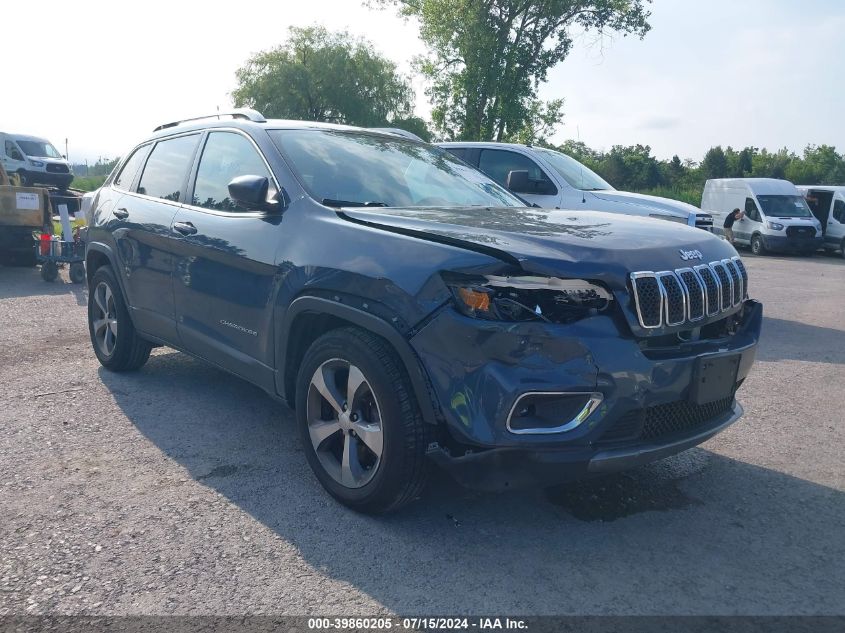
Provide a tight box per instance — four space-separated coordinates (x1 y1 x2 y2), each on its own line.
411 299 762 489
763 234 822 252
428 401 742 490
23 169 73 189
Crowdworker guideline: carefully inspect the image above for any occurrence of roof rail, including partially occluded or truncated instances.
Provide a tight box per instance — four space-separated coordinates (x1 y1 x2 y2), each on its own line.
153 108 267 132
370 127 425 142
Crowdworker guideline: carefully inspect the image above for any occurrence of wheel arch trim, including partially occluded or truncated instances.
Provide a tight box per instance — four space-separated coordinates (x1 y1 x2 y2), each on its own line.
85 242 134 319
277 296 439 426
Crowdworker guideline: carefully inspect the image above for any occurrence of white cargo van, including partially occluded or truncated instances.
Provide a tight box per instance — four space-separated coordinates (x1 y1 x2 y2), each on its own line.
439 142 714 230
701 178 822 255
797 185 845 258
0 132 73 189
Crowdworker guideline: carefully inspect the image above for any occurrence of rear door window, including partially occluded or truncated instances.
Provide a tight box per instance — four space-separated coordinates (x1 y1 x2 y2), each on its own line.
191 132 275 211
137 134 200 202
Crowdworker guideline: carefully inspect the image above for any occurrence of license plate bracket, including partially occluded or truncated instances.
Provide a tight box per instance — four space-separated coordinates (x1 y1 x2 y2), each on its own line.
689 354 740 405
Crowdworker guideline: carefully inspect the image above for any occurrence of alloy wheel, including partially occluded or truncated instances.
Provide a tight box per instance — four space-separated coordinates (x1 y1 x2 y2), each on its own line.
306 359 384 488
92 282 118 356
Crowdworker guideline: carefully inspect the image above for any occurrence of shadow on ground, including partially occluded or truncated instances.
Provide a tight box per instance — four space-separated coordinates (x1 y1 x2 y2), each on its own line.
99 351 845 614
0 265 87 304
757 317 845 364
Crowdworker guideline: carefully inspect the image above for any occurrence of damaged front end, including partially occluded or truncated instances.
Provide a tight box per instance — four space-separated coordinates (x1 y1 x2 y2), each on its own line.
410 265 761 491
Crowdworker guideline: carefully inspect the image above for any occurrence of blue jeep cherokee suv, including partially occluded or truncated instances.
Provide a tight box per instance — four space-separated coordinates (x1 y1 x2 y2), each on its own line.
85 109 761 513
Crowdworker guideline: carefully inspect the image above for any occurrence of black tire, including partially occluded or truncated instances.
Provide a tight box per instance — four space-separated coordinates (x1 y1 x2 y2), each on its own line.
40 261 58 282
751 234 765 256
295 327 430 514
88 266 152 371
17 171 29 186
841 238 845 259
69 262 86 284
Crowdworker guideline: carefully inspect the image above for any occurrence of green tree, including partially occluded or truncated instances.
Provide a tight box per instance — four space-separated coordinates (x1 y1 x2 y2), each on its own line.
232 26 419 129
373 0 651 141
701 146 728 179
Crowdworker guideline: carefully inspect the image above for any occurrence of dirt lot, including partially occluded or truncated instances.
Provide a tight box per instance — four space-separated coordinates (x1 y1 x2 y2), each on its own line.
1 253 844 616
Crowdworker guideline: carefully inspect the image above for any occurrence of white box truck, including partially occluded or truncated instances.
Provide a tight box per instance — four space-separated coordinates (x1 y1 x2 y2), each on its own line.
701 178 822 255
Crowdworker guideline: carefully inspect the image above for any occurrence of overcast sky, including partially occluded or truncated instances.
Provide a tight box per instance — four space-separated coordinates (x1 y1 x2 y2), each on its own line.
3 0 842 163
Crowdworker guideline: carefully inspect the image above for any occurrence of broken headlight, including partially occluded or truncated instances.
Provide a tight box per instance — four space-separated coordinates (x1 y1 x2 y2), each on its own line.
446 274 613 324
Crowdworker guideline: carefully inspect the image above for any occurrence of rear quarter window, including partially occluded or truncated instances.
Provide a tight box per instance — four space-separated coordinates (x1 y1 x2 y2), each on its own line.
113 145 150 191
136 134 200 202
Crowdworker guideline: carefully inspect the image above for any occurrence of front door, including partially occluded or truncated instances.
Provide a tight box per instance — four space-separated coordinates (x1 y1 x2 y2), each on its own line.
3 140 27 179
171 130 282 390
477 148 560 207
735 197 762 244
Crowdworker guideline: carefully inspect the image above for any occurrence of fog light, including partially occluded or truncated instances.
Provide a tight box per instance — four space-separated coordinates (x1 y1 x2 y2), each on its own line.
506 392 602 434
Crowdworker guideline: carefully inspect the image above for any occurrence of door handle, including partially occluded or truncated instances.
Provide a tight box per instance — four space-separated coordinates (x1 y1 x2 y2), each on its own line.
114 207 129 219
173 221 197 236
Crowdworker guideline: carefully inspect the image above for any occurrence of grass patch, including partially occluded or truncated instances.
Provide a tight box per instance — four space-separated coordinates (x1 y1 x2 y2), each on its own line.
635 187 702 207
71 175 107 192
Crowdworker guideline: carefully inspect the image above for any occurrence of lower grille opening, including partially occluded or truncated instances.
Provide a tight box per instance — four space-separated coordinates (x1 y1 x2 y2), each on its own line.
598 396 735 444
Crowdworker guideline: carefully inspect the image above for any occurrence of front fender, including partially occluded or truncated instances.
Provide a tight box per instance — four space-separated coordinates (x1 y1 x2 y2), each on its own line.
276 295 440 425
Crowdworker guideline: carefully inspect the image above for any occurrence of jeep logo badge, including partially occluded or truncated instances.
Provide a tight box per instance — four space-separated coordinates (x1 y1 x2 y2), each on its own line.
679 249 703 261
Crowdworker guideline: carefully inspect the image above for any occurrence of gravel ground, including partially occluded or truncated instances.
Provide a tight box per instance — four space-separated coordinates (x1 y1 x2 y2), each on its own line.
1 253 843 616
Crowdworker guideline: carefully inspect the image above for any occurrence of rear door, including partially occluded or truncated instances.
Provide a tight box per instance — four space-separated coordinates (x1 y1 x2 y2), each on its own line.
111 133 201 341
170 130 282 389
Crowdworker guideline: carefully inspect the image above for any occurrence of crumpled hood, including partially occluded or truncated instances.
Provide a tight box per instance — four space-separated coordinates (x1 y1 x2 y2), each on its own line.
339 206 737 289
588 190 701 220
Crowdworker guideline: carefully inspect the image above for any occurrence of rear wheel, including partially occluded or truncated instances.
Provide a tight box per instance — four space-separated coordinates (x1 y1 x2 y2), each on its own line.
841 238 845 259
88 266 151 371
295 327 430 514
751 234 765 256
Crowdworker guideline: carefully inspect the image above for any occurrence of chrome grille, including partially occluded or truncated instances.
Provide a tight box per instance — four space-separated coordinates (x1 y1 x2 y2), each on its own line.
677 268 705 321
723 259 742 306
630 258 748 330
711 261 732 310
732 256 748 297
630 273 662 327
656 271 685 326
694 264 721 316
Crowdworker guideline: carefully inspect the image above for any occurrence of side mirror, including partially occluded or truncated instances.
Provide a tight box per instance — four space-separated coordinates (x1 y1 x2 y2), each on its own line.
506 170 530 194
227 175 278 211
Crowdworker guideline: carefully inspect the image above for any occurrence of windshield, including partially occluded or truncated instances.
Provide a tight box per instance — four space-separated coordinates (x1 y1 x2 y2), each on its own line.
534 148 613 191
757 195 812 218
16 140 62 159
268 129 523 208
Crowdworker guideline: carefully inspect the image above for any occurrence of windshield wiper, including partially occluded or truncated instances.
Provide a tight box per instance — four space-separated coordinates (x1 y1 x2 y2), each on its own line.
322 198 388 208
